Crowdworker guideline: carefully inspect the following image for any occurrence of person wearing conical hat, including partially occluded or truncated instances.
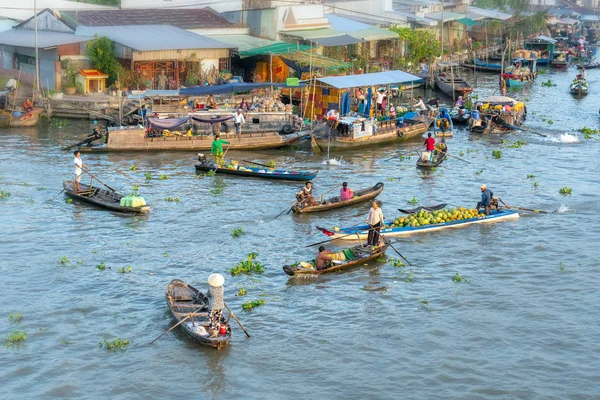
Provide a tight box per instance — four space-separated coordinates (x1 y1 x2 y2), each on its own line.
207 273 225 337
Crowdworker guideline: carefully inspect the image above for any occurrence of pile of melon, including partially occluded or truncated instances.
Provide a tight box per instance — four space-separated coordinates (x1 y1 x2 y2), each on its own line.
120 195 147 208
391 207 485 228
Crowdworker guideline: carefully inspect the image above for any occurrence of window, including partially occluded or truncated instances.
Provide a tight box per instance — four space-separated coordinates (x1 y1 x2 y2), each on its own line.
219 58 230 72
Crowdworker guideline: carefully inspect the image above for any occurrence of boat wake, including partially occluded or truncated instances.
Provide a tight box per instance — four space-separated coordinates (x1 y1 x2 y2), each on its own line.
547 133 580 143
322 158 344 166
556 205 570 213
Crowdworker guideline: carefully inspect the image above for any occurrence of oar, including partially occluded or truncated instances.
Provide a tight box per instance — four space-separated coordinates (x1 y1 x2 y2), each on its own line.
445 152 471 163
214 145 230 173
319 184 339 203
240 159 272 168
52 172 84 199
148 309 203 345
498 197 551 214
274 199 299 219
224 302 250 338
497 121 548 137
382 237 411 266
383 152 403 162
305 227 375 247
81 168 116 192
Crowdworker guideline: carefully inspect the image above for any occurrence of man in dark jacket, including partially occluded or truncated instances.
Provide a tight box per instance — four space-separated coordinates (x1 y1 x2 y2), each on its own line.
476 184 493 215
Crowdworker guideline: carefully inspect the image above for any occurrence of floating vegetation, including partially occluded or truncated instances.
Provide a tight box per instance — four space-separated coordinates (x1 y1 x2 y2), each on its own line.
99 338 129 351
506 140 526 149
475 170 483 175
8 313 23 323
52 119 70 127
541 79 556 87
548 120 553 125
459 151 465 156
527 174 536 179
61 340 73 345
159 174 169 180
77 260 83 265
242 299 265 311
118 266 132 274
144 172 152 180
207 170 216 177
578 126 599 139
65 198 73 204
165 197 180 202
36 186 46 191
163 252 169 257
559 263 565 271
452 272 468 283
96 262 107 271
492 150 502 159
0 191 10 199
267 160 276 168
131 185 139 194
387 257 404 268
533 181 540 188
420 299 429 305
58 256 70 265
229 252 265 276
559 186 572 196
236 288 247 296
129 165 138 171
404 273 415 283
386 177 395 181
231 228 245 238
23 182 29 186
210 187 223 195
5 331 26 347
407 196 418 205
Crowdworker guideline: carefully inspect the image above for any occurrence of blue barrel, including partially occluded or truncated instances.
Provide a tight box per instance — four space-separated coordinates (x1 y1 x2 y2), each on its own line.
471 110 481 120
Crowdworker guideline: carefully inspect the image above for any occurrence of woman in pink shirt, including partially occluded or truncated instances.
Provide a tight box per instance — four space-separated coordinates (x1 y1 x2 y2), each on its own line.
340 182 354 201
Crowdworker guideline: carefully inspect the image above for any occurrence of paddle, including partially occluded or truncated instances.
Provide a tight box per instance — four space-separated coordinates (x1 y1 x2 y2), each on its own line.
498 197 551 214
381 236 411 266
148 308 204 345
445 152 471 163
81 168 116 192
305 226 376 248
497 120 548 137
240 159 272 168
53 170 87 199
224 302 251 338
214 145 230 173
275 199 299 219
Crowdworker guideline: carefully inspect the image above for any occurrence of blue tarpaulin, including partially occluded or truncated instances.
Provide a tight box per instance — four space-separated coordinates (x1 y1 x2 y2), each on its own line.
341 92 350 116
316 70 423 89
365 87 372 117
180 82 306 96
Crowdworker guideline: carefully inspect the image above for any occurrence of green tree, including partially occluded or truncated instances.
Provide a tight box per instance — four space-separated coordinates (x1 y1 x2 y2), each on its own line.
390 28 441 71
87 36 119 85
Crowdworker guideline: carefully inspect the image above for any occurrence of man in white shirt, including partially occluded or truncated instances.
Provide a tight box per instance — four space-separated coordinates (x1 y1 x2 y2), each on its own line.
73 150 86 192
376 89 385 116
5 77 17 93
232 109 245 135
326 108 340 129
413 96 427 116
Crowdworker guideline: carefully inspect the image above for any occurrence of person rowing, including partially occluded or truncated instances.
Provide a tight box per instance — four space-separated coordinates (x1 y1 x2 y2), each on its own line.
422 132 436 163
435 137 448 154
84 126 103 146
296 181 319 207
476 184 493 215
73 150 87 192
210 133 230 166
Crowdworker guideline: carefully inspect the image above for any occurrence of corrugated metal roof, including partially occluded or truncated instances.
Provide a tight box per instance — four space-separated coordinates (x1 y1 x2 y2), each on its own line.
0 29 92 48
61 8 236 30
75 25 233 51
390 10 438 26
238 42 312 58
465 7 512 21
424 11 466 22
316 70 423 89
310 34 362 46
325 14 398 41
205 34 275 52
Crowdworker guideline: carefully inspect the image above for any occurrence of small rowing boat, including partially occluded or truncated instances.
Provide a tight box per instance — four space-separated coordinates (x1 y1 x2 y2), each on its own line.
317 208 519 240
570 79 589 96
292 182 384 213
282 243 388 276
166 279 231 349
416 152 446 169
62 181 150 213
195 156 318 181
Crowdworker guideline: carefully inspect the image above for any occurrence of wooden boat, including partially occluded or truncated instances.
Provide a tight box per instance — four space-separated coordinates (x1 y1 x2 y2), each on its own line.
313 114 432 150
550 51 570 69
0 108 43 127
292 182 384 213
434 72 473 98
79 126 306 152
282 243 388 276
576 62 600 69
461 58 503 72
195 158 318 181
62 181 150 213
416 151 446 169
469 96 526 134
524 36 556 65
449 108 470 125
165 279 231 349
433 110 454 137
502 53 538 89
570 79 589 96
317 209 519 241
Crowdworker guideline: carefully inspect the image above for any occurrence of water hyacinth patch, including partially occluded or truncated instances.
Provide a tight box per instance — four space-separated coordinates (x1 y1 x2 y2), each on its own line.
165 197 180 202
559 187 572 196
231 228 245 238
236 288 247 296
96 262 107 271
159 175 169 180
229 252 265 276
99 338 129 351
8 313 23 323
5 331 26 347
242 299 265 311
0 191 11 199
129 165 138 171
492 150 502 159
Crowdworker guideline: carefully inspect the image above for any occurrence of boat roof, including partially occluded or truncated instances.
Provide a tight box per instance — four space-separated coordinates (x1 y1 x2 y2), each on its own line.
478 96 518 105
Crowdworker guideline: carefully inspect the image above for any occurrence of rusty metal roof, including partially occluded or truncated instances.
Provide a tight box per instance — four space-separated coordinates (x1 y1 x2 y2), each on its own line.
61 7 236 30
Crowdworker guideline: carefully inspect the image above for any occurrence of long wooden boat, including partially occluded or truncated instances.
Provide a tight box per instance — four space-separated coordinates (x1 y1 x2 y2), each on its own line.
576 62 600 70
434 73 473 98
416 152 446 169
469 96 526 134
79 126 306 152
165 279 231 350
503 53 538 89
313 115 432 150
292 182 384 213
62 181 150 213
0 108 43 128
461 58 503 72
195 160 318 181
282 243 388 276
550 51 570 69
570 79 589 96
317 209 519 240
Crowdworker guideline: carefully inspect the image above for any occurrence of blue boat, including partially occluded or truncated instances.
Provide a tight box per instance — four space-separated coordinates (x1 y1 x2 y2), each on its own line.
317 209 519 240
502 56 538 88
462 58 503 72
195 157 318 181
433 108 454 136
524 36 557 65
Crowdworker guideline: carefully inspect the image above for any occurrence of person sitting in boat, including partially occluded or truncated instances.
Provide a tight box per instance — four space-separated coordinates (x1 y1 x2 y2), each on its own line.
476 184 493 216
438 108 451 133
340 182 354 201
23 98 33 113
296 181 319 207
73 150 86 193
455 96 464 109
239 98 250 111
389 104 396 119
84 126 103 146
206 94 218 109
315 246 333 271
365 200 384 247
326 109 340 129
210 134 230 166
207 273 225 338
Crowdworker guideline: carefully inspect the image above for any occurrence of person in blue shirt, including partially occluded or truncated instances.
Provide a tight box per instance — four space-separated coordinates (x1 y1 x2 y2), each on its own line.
476 184 493 215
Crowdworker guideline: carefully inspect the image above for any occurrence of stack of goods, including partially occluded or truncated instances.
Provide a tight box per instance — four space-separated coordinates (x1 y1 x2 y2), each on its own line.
390 207 484 228
119 195 147 208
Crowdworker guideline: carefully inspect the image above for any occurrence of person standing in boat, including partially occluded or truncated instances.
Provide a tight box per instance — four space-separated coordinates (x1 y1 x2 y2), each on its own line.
73 150 86 193
424 132 436 162
207 273 225 338
210 134 230 166
413 96 427 116
233 109 246 135
316 246 334 271
476 184 493 215
340 182 354 201
426 98 440 118
365 200 384 247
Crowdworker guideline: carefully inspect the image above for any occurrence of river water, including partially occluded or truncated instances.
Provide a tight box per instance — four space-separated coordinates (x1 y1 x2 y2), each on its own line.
1 65 599 399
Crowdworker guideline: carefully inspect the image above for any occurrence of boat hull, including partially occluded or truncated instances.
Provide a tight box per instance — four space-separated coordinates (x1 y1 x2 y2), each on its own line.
321 209 519 240
194 162 318 181
416 152 446 169
63 181 149 214
293 182 384 213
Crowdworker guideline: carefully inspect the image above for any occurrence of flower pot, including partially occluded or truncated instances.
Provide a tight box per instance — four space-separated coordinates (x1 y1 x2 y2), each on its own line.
65 86 76 95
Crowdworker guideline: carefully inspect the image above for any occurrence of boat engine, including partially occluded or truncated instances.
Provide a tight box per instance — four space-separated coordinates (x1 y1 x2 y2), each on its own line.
198 153 209 164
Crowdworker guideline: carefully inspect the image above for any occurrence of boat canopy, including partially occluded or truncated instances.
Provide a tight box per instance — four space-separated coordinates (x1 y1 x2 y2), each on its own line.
314 70 423 89
179 82 305 96
147 115 234 130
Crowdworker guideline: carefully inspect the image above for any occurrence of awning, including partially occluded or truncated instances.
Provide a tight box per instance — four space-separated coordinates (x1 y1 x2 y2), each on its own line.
456 17 477 27
466 7 513 21
206 34 277 53
239 42 312 58
281 51 352 70
424 11 466 22
315 70 423 89
308 34 362 46
324 14 399 41
179 82 306 96
127 90 180 99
